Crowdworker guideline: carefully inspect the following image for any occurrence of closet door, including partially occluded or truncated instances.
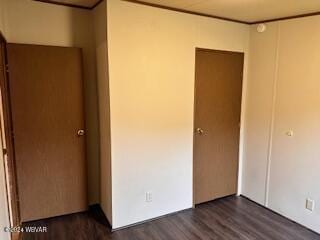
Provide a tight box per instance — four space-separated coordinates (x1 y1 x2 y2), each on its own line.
7 44 87 222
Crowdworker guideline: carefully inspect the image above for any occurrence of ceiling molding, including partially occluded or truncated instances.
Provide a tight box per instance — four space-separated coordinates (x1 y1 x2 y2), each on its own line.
91 0 104 9
122 0 250 24
32 0 320 24
122 0 320 25
33 0 104 10
250 11 320 24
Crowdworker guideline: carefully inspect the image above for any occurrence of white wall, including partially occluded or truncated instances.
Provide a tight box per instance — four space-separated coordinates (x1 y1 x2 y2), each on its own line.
1 0 100 204
0 141 10 240
93 0 112 224
0 4 12 239
242 22 279 205
107 0 249 228
0 94 10 240
243 17 320 233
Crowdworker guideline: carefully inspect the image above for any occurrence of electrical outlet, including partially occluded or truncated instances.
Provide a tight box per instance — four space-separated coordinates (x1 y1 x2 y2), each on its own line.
306 199 315 212
146 192 152 202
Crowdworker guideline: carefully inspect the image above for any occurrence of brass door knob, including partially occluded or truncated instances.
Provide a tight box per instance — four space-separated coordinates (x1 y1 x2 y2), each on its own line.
196 128 204 135
77 129 85 136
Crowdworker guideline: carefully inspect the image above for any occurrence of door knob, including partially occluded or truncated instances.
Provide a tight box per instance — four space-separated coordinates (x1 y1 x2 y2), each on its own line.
77 129 85 136
196 128 204 135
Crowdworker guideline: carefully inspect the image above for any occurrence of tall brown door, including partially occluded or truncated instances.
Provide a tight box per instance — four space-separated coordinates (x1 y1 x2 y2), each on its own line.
7 44 87 222
194 48 244 204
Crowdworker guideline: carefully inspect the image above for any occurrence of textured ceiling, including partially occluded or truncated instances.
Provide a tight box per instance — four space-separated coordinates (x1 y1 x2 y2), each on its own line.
127 0 320 23
35 0 320 22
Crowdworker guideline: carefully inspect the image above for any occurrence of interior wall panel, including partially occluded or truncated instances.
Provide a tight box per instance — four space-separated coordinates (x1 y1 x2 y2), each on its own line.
242 22 279 205
243 16 320 234
268 17 320 233
107 0 249 228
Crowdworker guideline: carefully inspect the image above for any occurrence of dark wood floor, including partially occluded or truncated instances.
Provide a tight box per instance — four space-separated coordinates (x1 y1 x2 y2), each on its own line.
20 196 320 240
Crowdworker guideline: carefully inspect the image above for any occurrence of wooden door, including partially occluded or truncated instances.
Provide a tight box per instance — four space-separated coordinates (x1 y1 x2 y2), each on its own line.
7 44 87 222
194 48 244 204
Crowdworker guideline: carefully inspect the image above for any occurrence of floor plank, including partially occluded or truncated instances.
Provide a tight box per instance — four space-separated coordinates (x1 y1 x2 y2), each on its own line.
20 196 320 240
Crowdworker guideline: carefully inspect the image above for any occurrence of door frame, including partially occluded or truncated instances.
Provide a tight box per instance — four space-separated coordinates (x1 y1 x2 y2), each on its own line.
192 47 245 207
0 32 21 227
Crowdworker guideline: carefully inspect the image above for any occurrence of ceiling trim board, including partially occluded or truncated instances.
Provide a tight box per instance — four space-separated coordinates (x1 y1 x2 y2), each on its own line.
121 0 250 24
32 0 320 25
250 11 320 24
33 0 91 9
33 0 103 10
122 0 320 25
91 0 104 9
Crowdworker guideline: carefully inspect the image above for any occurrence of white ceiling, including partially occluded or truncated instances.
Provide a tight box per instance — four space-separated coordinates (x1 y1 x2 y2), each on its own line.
131 0 320 23
36 0 320 23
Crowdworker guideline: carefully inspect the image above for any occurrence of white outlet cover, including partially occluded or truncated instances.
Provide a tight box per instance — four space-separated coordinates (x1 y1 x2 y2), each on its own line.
306 199 315 211
146 192 152 202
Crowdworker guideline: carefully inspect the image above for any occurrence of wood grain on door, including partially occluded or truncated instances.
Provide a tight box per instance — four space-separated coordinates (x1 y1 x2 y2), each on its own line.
194 48 244 204
7 44 88 222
